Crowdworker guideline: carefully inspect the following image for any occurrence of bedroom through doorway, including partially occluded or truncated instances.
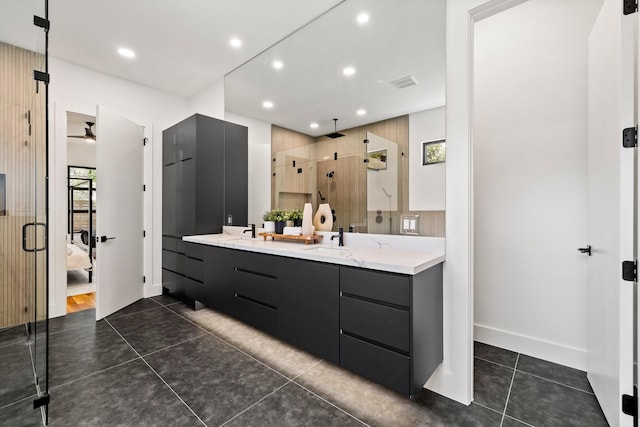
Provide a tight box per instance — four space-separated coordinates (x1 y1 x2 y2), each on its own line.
65 111 97 312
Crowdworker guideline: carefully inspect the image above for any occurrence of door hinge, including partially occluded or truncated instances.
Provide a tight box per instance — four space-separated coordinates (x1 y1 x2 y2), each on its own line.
622 387 638 418
143 230 146 238
33 393 50 409
143 137 148 146
33 70 50 83
623 261 637 282
143 276 146 283
624 0 638 15
33 15 50 30
143 184 146 192
623 126 638 148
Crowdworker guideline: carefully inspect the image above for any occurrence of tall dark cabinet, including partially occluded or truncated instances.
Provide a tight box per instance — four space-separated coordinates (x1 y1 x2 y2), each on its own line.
162 114 248 302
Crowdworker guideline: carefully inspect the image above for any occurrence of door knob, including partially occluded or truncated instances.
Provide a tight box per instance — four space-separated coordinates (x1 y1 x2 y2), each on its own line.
577 245 591 256
99 235 116 243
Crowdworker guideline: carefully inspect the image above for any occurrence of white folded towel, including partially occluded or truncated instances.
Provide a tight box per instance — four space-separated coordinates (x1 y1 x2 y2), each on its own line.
283 226 302 236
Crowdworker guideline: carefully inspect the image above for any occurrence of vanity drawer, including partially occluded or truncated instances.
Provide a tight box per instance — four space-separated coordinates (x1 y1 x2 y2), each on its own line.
340 267 410 307
234 295 278 336
340 296 410 353
234 269 278 307
162 268 184 296
340 333 410 396
184 242 204 260
234 251 279 278
184 276 204 302
162 250 181 272
183 256 203 282
162 236 180 252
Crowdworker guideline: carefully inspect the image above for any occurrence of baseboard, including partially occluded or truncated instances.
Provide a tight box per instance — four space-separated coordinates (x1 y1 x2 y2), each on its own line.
144 282 163 299
474 323 587 371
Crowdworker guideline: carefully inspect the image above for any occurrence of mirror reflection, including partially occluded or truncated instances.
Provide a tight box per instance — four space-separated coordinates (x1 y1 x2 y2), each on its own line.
225 0 446 236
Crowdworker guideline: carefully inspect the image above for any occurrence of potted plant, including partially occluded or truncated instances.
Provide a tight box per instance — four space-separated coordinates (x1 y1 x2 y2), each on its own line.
288 208 304 227
272 209 289 234
263 210 277 233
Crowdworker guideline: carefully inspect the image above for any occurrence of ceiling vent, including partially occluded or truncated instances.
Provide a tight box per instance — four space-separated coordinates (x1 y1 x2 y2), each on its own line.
390 75 418 89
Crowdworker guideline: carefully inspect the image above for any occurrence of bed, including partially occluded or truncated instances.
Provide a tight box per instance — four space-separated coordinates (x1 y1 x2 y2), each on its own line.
67 243 92 271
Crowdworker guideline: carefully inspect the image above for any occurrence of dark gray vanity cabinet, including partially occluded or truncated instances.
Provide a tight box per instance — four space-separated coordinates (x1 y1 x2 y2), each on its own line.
278 257 340 364
233 251 280 337
339 264 443 398
162 114 248 303
202 246 235 316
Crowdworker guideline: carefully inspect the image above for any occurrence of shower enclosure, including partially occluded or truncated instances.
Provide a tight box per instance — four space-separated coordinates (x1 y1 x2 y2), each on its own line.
0 0 50 424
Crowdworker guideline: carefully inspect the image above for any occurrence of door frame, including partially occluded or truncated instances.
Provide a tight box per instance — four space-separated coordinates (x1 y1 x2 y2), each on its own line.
49 100 154 319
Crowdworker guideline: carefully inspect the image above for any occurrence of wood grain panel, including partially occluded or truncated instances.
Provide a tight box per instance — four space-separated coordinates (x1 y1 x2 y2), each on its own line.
0 42 46 329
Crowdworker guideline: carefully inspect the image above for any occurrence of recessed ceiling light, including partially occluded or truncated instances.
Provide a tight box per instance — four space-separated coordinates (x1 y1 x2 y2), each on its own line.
343 66 356 76
117 47 135 58
357 109 367 116
262 101 274 109
357 13 369 24
310 123 319 129
230 38 242 48
272 60 283 70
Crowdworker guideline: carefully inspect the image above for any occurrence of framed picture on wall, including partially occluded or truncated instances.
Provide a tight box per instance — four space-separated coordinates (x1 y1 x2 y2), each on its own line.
422 139 446 165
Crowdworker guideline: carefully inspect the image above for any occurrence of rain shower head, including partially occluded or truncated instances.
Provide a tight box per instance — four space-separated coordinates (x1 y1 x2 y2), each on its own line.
325 119 344 139
326 171 335 178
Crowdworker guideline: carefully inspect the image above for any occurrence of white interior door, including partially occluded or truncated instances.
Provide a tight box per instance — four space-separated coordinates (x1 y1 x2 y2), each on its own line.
586 1 635 426
95 106 144 320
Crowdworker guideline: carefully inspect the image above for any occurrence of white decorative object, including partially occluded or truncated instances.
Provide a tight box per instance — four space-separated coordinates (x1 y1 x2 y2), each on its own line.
283 226 302 236
264 221 276 233
313 203 333 231
301 203 313 236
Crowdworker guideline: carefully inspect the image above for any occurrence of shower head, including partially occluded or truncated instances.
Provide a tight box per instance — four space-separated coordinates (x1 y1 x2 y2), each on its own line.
326 171 335 178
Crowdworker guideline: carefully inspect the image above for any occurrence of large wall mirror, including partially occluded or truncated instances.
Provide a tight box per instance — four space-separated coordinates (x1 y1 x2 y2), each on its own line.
225 0 446 236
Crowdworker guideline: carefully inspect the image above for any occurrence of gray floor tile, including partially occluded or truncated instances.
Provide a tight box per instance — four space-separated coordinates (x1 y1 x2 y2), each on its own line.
49 320 137 387
106 298 164 320
516 354 592 393
474 357 514 412
49 309 95 334
108 306 206 355
225 382 366 427
501 416 532 426
145 334 288 426
150 294 181 306
0 343 36 408
47 359 202 427
506 371 607 427
474 341 518 368
0 324 28 348
0 397 43 427
414 390 504 427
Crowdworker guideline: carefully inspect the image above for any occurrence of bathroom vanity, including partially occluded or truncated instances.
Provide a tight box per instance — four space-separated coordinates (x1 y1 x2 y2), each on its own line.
166 233 444 398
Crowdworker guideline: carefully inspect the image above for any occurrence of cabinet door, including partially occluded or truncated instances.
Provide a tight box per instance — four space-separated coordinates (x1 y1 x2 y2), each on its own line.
224 121 248 226
177 158 196 236
195 115 225 234
162 128 176 166
175 115 196 161
278 258 339 364
162 163 178 237
203 246 235 316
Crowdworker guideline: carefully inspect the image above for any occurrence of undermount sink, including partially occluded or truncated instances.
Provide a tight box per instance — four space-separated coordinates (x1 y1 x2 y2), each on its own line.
304 247 352 257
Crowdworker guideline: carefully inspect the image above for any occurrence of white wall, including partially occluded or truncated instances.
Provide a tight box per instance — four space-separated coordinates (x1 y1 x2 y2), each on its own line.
188 78 225 119
409 107 445 211
67 141 96 168
473 0 602 370
224 111 272 225
49 57 189 318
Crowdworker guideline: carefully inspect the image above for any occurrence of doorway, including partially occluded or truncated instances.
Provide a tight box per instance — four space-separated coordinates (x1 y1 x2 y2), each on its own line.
471 0 635 425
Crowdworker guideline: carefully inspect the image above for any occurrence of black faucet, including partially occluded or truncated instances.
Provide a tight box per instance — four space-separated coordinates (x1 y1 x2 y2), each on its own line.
243 224 256 239
330 227 344 247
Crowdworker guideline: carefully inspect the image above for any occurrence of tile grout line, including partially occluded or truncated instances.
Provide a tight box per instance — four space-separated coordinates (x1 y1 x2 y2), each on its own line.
475 355 518 371
103 317 208 427
49 356 142 391
217 380 294 427
500 353 519 427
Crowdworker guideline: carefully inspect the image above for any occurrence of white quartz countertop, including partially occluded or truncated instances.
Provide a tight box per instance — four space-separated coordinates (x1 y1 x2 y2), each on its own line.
182 233 445 275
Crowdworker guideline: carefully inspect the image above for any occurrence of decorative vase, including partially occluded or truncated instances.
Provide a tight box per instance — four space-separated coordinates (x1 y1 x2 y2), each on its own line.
275 221 286 234
313 203 333 232
301 203 313 236
264 221 276 233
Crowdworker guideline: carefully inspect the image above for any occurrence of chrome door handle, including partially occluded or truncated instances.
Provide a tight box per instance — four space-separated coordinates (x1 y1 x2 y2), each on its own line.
577 245 591 256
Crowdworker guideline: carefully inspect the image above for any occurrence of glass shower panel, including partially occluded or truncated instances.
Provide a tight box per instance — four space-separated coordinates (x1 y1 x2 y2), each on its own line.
0 0 49 424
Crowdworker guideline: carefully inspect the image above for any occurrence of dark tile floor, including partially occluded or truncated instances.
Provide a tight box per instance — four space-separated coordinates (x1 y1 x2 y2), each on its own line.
0 297 609 426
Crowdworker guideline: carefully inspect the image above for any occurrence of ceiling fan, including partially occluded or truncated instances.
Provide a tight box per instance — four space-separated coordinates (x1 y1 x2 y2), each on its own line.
68 121 96 142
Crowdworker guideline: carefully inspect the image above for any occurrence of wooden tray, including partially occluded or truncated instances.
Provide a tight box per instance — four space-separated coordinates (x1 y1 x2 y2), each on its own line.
258 232 323 245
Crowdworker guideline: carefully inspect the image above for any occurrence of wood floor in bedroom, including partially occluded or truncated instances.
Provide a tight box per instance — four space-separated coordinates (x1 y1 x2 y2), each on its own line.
66 292 96 313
